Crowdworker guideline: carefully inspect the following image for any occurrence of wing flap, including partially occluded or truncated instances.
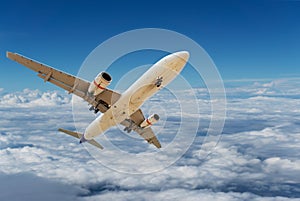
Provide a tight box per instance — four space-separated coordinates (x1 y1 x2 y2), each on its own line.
129 109 145 125
37 73 91 102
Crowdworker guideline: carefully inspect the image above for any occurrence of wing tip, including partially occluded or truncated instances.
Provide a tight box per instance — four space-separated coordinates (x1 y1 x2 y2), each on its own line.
6 51 13 59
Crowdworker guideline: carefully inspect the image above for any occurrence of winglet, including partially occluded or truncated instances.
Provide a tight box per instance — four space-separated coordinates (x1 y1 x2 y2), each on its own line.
58 128 104 149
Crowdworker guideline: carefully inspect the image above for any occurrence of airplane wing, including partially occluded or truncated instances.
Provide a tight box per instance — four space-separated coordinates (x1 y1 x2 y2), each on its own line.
6 52 120 113
121 109 162 148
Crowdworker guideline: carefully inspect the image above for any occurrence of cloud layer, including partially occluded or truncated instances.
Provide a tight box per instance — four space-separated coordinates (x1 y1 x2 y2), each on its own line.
1 79 300 200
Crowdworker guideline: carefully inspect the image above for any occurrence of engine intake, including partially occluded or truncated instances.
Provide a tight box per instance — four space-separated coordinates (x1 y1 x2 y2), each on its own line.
140 114 159 128
88 72 112 96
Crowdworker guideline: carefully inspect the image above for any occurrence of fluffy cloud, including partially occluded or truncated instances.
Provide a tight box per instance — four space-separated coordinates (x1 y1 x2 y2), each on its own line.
0 79 300 200
225 78 300 98
0 89 70 107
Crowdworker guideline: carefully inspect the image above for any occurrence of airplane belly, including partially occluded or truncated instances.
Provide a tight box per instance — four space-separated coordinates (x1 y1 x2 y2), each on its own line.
128 66 178 105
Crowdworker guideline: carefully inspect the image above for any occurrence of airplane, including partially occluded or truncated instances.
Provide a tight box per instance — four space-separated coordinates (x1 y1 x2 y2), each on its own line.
6 51 190 150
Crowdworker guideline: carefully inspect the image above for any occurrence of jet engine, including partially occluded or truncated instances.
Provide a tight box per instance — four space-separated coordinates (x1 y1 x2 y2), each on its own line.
140 114 160 128
88 72 112 96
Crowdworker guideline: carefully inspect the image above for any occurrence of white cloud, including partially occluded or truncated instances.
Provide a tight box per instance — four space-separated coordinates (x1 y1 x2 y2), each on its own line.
0 79 300 200
0 89 70 107
80 188 295 201
225 78 300 98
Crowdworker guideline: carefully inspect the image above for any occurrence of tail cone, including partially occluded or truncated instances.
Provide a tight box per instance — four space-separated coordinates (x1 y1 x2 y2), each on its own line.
79 134 88 143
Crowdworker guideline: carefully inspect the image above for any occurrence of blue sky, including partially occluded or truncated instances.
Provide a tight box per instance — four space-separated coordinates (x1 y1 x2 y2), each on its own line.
1 0 300 91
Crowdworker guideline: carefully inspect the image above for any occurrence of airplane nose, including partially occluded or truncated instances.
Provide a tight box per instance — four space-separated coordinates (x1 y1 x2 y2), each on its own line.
163 51 190 72
174 51 190 62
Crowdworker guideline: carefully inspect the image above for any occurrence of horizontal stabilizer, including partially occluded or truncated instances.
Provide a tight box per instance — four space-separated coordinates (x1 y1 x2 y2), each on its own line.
58 128 103 149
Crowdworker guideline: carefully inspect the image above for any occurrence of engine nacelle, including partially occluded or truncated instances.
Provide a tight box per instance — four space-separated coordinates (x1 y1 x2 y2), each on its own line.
140 114 160 128
88 72 112 96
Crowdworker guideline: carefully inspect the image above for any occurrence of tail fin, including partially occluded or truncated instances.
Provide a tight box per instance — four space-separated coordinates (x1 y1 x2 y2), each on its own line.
58 128 104 149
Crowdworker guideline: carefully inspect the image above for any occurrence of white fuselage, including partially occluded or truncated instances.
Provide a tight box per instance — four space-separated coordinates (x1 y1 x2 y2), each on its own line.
84 51 189 140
